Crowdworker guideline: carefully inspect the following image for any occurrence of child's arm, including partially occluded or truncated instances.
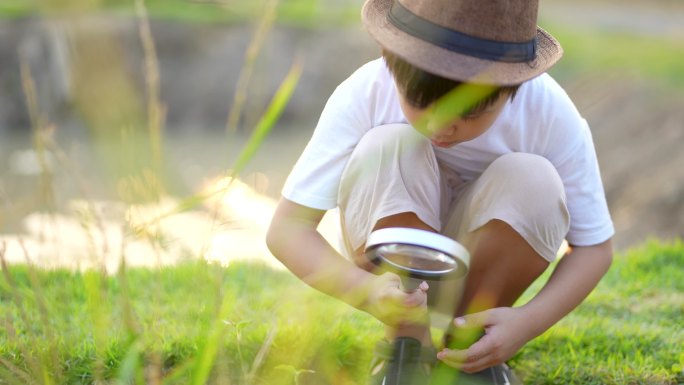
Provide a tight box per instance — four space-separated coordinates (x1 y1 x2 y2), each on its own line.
266 198 429 326
520 239 613 336
438 239 613 372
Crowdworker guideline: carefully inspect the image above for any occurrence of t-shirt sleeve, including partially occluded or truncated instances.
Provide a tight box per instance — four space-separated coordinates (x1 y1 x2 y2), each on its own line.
281 66 373 210
542 84 615 246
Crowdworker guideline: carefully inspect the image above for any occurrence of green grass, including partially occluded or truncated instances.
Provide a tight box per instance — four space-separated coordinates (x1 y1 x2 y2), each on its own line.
515 239 684 385
1 239 683 384
0 260 381 384
541 23 684 89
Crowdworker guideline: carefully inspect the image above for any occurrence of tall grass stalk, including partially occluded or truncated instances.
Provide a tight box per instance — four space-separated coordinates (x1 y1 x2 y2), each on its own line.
190 296 234 385
227 0 280 133
113 257 146 385
229 57 302 176
83 269 109 383
132 55 302 231
135 0 166 174
16 60 64 385
19 58 55 215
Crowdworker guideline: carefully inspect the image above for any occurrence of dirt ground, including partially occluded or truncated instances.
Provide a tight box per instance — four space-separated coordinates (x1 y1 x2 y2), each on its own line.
567 75 684 250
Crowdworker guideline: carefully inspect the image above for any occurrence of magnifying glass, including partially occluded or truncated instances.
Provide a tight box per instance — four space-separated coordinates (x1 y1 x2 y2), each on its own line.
365 227 470 292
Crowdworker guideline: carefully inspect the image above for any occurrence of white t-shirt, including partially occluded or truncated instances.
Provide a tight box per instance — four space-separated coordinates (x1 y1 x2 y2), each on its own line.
282 58 614 246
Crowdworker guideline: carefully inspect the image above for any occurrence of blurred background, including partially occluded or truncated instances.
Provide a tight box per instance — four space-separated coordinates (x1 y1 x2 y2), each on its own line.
0 0 683 267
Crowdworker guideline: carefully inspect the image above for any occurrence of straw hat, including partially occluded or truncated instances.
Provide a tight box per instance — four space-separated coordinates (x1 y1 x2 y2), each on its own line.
362 0 563 85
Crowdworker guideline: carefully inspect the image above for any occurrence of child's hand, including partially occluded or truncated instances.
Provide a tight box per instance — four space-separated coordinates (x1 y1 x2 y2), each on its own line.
362 272 429 327
436 307 535 373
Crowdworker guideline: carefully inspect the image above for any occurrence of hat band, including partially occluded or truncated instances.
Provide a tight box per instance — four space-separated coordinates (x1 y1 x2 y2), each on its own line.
388 1 536 62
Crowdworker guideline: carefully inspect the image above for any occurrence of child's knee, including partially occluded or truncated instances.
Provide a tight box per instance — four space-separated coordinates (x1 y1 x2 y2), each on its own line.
488 153 567 214
465 153 570 261
351 123 429 162
338 124 442 256
340 122 439 197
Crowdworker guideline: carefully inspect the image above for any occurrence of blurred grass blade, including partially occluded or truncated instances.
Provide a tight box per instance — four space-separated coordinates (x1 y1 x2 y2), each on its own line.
159 359 195 385
136 0 166 173
114 257 143 385
412 83 497 136
83 270 109 383
127 53 301 227
0 357 36 385
116 339 145 384
227 0 279 133
189 293 235 385
230 56 303 176
245 325 278 382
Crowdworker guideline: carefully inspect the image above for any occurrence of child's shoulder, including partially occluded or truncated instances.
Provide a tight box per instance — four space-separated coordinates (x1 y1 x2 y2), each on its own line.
350 57 391 79
520 73 568 100
329 58 398 111
514 73 577 116
338 58 394 92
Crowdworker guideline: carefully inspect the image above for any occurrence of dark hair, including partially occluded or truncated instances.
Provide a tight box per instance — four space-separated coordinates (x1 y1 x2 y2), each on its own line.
382 49 520 114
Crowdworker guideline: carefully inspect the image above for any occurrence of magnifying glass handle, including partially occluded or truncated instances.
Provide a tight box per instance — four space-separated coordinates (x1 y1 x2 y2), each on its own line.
399 277 421 293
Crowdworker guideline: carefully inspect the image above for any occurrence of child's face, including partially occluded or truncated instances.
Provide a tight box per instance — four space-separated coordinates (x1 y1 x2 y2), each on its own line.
399 91 509 148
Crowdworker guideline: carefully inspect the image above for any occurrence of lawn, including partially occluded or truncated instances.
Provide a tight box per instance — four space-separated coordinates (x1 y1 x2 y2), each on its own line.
1 239 682 384
544 24 684 90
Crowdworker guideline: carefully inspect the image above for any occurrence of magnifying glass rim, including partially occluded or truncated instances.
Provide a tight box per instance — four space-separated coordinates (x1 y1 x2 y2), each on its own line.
374 244 460 276
366 228 470 266
365 228 470 278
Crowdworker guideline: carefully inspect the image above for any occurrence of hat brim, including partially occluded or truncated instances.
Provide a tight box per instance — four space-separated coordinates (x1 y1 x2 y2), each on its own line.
362 0 563 85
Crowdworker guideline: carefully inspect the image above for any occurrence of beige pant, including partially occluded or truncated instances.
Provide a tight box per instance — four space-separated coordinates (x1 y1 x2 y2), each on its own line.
338 123 570 270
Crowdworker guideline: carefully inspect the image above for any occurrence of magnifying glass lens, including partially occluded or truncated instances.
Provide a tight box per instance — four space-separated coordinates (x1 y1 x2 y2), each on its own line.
375 244 457 274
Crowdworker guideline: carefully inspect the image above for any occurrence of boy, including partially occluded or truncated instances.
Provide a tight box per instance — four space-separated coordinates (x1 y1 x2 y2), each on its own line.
267 0 614 383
